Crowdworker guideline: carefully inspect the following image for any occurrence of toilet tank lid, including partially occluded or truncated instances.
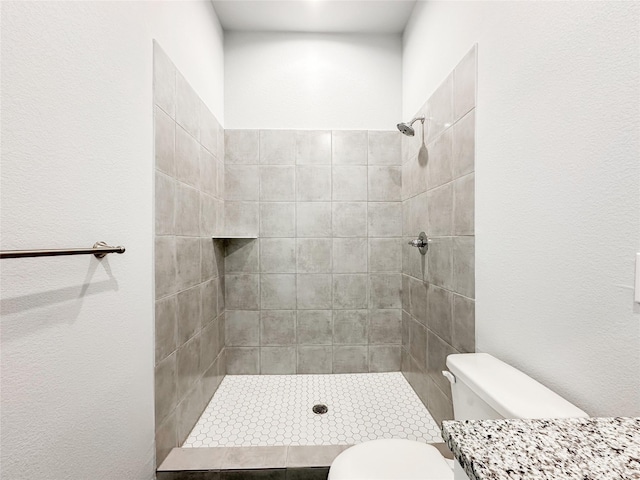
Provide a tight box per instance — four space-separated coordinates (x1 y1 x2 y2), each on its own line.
446 353 589 419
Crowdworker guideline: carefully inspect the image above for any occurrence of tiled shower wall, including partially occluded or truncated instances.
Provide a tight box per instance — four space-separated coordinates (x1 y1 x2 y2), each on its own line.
153 42 226 465
223 130 403 374
401 45 476 425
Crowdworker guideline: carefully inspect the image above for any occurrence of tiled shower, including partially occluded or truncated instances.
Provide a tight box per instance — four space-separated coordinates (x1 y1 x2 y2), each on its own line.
223 128 403 375
154 41 476 466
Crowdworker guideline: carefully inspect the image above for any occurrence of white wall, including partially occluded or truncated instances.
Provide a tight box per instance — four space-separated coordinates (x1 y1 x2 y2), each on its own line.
0 2 224 479
224 32 402 130
403 1 640 416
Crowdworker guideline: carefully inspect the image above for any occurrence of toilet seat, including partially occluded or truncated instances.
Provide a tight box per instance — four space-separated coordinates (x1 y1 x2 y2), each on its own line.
328 439 454 480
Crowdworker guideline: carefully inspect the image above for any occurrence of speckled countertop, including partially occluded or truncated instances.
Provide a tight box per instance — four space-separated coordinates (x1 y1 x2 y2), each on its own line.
442 417 640 480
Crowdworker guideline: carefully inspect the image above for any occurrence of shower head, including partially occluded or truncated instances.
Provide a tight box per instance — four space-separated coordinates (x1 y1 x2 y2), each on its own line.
396 116 425 136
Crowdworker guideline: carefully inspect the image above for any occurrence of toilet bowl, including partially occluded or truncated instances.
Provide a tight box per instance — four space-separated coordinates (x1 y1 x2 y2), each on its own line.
328 439 453 480
328 353 588 480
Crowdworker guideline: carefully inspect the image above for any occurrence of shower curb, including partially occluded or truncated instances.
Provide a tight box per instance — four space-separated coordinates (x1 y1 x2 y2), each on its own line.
157 445 350 480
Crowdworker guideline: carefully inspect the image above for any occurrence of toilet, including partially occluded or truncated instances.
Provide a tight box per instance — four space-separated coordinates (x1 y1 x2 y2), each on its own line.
328 353 588 480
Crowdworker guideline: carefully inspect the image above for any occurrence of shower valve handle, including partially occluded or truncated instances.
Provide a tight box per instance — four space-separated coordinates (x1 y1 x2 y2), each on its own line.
408 232 430 255
408 239 428 248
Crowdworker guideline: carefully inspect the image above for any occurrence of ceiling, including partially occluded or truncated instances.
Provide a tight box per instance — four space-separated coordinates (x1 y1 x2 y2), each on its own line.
211 0 417 34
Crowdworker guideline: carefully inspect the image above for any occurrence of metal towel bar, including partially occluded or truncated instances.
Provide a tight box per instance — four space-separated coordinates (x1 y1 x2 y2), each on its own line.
0 241 125 259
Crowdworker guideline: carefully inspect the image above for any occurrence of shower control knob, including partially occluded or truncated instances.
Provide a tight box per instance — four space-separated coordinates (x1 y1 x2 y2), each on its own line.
408 239 427 247
408 232 430 255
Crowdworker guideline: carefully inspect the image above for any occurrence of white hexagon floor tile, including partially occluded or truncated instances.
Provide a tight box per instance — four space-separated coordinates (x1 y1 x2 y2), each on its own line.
182 372 442 447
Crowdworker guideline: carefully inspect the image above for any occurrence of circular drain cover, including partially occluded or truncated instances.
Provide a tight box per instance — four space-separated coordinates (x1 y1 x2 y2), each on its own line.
312 404 328 415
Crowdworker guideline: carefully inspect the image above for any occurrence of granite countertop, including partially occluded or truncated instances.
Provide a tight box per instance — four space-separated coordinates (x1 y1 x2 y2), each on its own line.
442 417 640 480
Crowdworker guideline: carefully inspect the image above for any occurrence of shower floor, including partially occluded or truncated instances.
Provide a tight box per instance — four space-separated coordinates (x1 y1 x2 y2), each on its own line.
183 372 442 448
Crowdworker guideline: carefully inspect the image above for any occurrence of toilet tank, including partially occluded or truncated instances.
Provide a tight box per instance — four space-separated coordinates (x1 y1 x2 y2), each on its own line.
445 353 588 420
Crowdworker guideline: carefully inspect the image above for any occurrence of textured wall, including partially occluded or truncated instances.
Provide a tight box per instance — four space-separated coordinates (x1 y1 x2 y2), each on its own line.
401 46 476 425
0 2 224 479
224 32 402 130
153 43 226 465
223 130 404 374
403 1 640 416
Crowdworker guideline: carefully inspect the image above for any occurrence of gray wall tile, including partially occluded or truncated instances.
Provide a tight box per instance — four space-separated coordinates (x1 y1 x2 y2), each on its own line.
261 347 296 374
175 125 200 188
155 106 175 176
368 202 402 237
156 296 178 363
261 274 297 310
453 110 475 178
332 131 367 165
226 165 259 201
177 286 202 344
176 383 205 443
333 274 368 309
296 166 331 201
200 193 218 237
296 131 331 165
226 347 260 374
453 173 474 235
154 47 225 465
260 166 295 201
453 236 475 298
260 310 296 346
333 346 368 373
297 274 332 309
428 237 453 290
408 276 428 326
297 238 332 273
368 166 401 201
260 130 296 165
368 238 402 272
297 310 332 345
452 294 475 353
332 202 367 237
225 274 260 310
260 203 296 238
426 128 453 190
427 184 453 237
333 310 368 344
226 311 260 346
332 238 367 273
156 172 175 236
297 346 332 374
369 345 401 372
176 237 201 291
296 203 332 237
369 309 402 344
175 183 200 236
175 73 200 141
261 238 296 273
426 74 453 143
368 131 401 165
176 335 201 395
225 130 259 164
200 105 218 157
454 45 477 121
225 202 259 236
427 285 453 345
369 274 401 309
155 352 177 425
153 42 176 118
332 166 367 201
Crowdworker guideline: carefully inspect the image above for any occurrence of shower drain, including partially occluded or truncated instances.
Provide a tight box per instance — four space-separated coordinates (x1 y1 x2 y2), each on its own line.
312 404 328 415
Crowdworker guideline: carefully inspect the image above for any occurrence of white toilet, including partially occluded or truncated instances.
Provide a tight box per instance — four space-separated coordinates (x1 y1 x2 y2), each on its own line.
328 353 588 480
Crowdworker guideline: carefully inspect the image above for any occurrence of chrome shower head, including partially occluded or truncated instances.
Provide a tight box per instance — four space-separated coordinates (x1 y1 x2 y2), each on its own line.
397 122 415 136
396 116 425 136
